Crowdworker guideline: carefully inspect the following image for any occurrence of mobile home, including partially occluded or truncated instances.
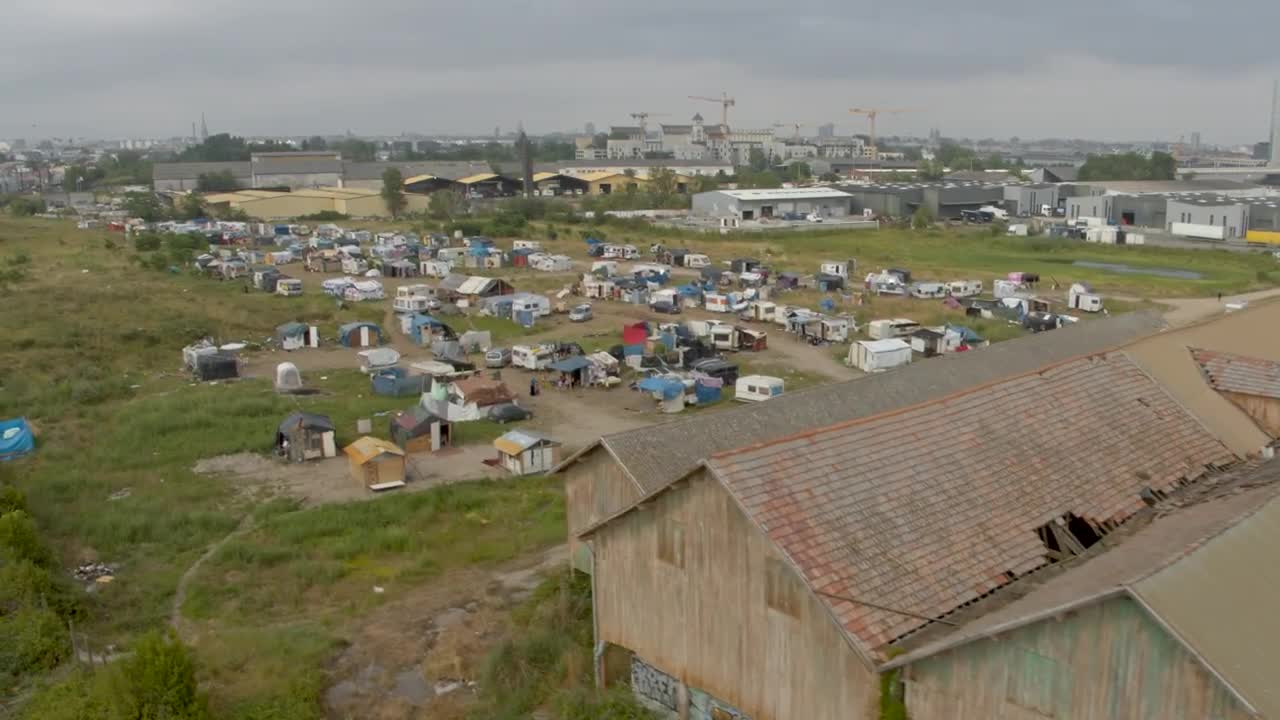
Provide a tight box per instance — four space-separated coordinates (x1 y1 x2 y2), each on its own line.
849 338 913 372
866 318 920 340
734 375 785 402
947 280 983 298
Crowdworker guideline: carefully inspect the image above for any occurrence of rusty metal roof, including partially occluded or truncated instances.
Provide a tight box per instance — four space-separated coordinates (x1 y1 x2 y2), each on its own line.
887 460 1280 716
594 311 1167 494
704 352 1235 661
1193 347 1280 399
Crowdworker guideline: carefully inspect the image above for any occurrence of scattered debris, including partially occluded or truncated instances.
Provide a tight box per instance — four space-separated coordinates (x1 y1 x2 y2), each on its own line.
373 586 385 594
74 562 116 582
107 488 132 501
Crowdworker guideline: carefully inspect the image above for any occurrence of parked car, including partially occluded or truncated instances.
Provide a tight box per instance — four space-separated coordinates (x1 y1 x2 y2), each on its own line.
691 358 740 385
569 304 593 322
490 403 532 423
484 347 512 368
425 297 442 311
651 301 682 315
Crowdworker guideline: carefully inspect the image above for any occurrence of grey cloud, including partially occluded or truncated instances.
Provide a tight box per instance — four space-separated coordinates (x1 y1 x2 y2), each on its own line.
1 0 1278 140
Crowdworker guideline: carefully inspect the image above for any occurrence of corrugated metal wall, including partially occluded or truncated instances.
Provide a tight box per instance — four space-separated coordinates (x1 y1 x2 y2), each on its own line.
590 469 878 719
904 595 1252 720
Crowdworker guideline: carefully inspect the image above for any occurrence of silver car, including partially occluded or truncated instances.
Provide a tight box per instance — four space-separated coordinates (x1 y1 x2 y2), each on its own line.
484 347 512 368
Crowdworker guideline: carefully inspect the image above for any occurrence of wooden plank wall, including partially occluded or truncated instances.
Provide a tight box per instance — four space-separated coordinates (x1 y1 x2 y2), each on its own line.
903 595 1253 720
563 448 642 572
591 469 878 719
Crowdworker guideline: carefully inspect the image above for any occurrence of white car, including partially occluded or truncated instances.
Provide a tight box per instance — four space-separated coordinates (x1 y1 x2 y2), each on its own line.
569 304 593 322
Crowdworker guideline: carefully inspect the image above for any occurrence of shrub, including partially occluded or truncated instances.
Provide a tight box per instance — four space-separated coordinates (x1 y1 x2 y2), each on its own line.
133 234 162 252
0 607 71 678
105 631 210 720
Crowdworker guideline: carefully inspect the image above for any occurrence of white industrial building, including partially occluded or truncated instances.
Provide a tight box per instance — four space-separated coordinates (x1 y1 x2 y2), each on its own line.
1167 198 1250 240
691 187 854 221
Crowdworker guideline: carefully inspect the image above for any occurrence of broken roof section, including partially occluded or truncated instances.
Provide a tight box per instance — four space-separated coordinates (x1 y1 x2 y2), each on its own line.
590 311 1166 494
704 351 1234 661
1193 347 1280 399
887 459 1280 718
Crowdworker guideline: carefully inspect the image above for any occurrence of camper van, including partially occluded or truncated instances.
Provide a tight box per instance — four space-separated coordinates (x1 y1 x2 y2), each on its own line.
511 344 554 370
710 325 739 351
735 375 784 402
947 280 983 298
909 282 948 299
867 318 921 340
746 301 777 323
275 278 304 297
705 294 731 313
684 253 711 269
820 260 854 279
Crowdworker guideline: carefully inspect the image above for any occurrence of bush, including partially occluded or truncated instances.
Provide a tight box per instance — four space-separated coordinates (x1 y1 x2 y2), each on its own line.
0 510 57 568
105 631 210 720
0 607 71 678
8 198 47 217
133 233 162 252
297 211 349 221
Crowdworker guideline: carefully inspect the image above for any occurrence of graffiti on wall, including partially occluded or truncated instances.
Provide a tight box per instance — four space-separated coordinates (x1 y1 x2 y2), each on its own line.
691 687 751 720
631 656 679 711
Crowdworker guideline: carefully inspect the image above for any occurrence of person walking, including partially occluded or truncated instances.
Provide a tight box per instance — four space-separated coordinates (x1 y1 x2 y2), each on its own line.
529 376 538 397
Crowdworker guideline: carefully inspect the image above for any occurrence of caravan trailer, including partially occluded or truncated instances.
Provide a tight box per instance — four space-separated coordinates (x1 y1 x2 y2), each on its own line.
684 253 711 269
910 282 948 299
947 280 983 298
511 344 554 370
734 375 784 402
705 294 731 313
867 318 921 340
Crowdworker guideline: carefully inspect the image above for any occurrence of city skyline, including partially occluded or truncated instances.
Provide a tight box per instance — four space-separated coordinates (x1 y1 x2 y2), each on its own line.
3 0 1279 144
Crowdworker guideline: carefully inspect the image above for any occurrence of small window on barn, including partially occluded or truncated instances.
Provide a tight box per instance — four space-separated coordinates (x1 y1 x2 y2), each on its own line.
765 557 802 617
657 518 684 568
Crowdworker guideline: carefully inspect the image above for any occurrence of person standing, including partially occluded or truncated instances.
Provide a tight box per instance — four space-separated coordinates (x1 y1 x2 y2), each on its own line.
530 377 538 397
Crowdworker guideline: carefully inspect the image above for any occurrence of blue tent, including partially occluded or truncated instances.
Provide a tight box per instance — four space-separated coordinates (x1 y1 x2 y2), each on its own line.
0 417 34 461
637 377 684 400
371 369 429 397
409 314 446 345
549 356 592 373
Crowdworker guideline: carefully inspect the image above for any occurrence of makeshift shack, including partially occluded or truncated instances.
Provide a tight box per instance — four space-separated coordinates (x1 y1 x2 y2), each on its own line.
195 352 238 381
276 322 318 350
549 355 592 387
0 417 35 461
338 322 382 348
910 328 962 357
493 430 562 476
358 347 400 373
422 376 516 421
390 406 451 453
371 368 429 397
275 412 336 462
850 339 913 372
344 437 407 491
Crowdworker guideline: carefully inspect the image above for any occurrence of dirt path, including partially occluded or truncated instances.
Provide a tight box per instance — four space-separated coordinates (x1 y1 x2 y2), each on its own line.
170 512 256 636
1158 288 1280 327
323 545 568 720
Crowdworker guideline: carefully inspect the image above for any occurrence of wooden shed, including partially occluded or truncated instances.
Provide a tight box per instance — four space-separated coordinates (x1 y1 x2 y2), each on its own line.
390 406 451 453
343 436 407 491
493 430 562 476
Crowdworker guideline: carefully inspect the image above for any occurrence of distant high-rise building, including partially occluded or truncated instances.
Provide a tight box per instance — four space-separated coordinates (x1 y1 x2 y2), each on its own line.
817 123 835 138
200 113 209 142
494 126 501 138
1190 131 1201 155
1255 141 1272 161
585 122 597 136
1271 80 1280 166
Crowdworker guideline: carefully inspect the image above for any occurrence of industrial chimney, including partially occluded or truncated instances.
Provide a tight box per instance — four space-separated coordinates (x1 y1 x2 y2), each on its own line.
1272 80 1280 166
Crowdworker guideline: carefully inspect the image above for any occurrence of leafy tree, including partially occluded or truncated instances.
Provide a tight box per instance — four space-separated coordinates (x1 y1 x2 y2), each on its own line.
177 133 250 162
124 192 166 222
63 164 105 190
99 150 153 186
691 174 720 193
177 194 205 220
818 171 840 183
649 167 677 200
380 168 406 217
916 159 945 180
301 135 328 151
428 190 467 220
911 206 935 230
331 139 378 162
787 162 812 182
7 197 46 217
195 170 238 192
1078 152 1175 181
105 631 210 720
748 148 769 172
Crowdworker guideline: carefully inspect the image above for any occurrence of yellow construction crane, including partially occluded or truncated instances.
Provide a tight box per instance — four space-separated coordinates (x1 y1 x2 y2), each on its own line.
689 92 736 127
848 107 923 161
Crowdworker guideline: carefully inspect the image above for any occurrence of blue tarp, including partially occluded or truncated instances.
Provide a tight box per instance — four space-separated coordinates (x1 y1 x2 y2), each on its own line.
371 369 428 397
946 323 985 344
0 417 34 461
694 383 722 404
549 356 592 373
410 315 446 345
820 298 836 312
623 344 645 357
637 377 684 399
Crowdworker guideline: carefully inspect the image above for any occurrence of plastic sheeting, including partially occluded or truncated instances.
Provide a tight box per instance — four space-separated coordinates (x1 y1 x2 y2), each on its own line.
622 322 648 345
0 417 34 461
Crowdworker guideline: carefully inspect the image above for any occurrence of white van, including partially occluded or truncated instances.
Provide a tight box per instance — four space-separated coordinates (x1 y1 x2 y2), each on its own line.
511 344 553 370
735 375 784 402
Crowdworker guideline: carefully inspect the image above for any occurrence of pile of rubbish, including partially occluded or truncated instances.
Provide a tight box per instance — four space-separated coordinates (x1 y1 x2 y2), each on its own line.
73 562 116 582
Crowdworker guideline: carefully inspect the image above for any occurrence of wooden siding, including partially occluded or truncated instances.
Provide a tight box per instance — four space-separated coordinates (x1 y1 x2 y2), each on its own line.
591 469 878 719
563 448 642 572
1221 391 1280 437
904 595 1252 720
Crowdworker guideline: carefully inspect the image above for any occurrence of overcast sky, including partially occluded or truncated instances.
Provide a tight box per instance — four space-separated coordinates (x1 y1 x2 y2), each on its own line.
3 0 1279 145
